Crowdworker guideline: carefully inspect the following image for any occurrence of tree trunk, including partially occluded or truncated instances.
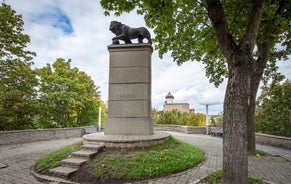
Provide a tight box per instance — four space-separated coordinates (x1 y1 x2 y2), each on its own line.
247 90 256 151
205 0 267 182
223 51 252 184
247 42 269 151
247 73 260 151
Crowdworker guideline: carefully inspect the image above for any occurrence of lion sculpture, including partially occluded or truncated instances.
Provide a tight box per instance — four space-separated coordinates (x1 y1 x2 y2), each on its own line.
109 21 152 45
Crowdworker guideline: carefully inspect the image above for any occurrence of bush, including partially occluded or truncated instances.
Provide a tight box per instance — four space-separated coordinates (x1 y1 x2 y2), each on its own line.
153 109 206 126
255 80 291 137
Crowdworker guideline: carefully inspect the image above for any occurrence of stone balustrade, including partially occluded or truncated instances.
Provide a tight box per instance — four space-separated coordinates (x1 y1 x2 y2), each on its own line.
1 125 290 149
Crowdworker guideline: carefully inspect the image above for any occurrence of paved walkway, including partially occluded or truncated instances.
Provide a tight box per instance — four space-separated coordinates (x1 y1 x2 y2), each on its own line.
0 138 82 184
141 132 291 184
0 131 290 184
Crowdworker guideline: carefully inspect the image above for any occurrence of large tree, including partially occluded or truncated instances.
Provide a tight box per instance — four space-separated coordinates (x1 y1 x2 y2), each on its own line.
37 58 102 128
100 0 290 183
0 3 37 130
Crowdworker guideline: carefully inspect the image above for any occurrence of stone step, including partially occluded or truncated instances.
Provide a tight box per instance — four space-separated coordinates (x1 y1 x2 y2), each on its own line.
49 166 78 178
81 144 105 151
61 158 87 168
71 150 97 158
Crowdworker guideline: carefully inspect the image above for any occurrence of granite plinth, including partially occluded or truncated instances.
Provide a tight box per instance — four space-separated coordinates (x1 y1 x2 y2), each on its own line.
105 44 154 135
105 117 153 135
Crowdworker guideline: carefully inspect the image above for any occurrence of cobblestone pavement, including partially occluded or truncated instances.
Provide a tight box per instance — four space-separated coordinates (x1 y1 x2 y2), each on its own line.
0 132 290 184
139 132 291 184
0 138 82 184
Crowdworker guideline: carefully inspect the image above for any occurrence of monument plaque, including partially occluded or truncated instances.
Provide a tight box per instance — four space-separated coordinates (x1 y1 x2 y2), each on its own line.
104 44 154 135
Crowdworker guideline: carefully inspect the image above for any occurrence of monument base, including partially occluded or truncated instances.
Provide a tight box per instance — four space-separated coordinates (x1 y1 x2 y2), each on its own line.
104 117 154 135
83 131 170 148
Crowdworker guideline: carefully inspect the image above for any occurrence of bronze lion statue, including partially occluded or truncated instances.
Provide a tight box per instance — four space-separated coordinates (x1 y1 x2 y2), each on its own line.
109 21 152 45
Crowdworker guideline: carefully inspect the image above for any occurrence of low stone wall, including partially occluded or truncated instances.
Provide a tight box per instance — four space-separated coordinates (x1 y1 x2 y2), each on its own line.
154 124 185 132
255 133 291 149
185 126 206 134
155 124 291 149
154 124 205 134
0 125 98 145
1 125 289 149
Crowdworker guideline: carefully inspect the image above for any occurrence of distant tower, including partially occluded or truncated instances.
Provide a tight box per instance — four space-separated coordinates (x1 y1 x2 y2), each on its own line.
165 91 174 104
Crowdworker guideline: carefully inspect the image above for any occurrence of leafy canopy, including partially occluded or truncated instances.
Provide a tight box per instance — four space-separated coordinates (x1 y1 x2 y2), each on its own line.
0 3 38 130
153 109 206 126
101 0 290 86
0 3 106 130
37 58 102 128
0 2 36 62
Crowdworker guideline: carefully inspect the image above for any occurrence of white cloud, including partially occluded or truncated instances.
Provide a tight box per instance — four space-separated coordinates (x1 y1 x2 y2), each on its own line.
5 0 290 115
277 60 291 79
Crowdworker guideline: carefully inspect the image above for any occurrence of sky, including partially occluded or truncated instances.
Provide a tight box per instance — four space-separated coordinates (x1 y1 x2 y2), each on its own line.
5 0 291 115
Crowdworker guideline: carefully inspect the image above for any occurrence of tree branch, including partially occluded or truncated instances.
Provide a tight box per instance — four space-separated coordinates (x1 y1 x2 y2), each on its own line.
205 0 236 60
241 0 265 52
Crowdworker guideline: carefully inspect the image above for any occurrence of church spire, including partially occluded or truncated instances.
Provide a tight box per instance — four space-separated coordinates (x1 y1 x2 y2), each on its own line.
165 91 174 103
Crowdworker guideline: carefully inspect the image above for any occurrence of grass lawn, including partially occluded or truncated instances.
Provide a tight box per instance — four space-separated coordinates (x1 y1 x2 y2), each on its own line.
92 137 206 180
35 136 205 182
35 140 83 173
199 170 267 184
248 149 267 156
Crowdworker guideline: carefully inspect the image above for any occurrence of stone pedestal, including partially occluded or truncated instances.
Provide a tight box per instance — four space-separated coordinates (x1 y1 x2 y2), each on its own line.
105 44 154 135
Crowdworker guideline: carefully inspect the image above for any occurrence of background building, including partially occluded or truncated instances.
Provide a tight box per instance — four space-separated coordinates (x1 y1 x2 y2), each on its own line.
163 92 194 113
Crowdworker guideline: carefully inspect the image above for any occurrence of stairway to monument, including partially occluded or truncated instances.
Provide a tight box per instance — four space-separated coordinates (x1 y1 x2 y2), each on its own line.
49 143 105 179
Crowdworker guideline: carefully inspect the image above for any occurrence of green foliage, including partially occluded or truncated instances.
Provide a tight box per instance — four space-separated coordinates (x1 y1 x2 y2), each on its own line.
99 102 107 128
212 113 223 127
187 112 200 126
35 140 83 173
0 2 36 61
0 59 38 130
0 3 38 130
153 109 206 126
36 58 104 128
255 79 291 137
200 170 266 184
0 3 106 131
101 1 290 182
200 169 222 184
100 0 290 86
154 109 187 125
248 149 267 156
92 137 205 180
194 113 207 126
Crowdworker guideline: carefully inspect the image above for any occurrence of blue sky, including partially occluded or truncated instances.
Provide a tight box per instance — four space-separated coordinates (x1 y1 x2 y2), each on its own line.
29 7 73 34
6 0 291 115
50 8 73 34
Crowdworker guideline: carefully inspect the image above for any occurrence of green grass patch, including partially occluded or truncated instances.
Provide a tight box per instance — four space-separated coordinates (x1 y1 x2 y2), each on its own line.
248 149 267 156
200 170 266 184
35 140 83 173
92 137 205 180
